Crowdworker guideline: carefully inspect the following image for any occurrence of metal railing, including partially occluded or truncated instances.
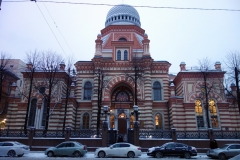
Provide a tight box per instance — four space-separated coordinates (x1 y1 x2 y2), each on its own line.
1 129 240 140
176 130 209 139
0 129 100 138
139 129 172 139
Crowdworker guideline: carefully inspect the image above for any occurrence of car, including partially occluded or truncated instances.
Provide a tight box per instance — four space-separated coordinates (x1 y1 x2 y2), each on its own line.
94 142 141 158
206 143 240 160
0 141 30 157
44 141 87 157
147 142 197 159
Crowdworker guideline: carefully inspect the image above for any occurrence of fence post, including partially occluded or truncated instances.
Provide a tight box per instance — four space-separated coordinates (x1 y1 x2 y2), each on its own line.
102 121 108 147
28 127 35 149
171 128 177 142
65 127 71 141
208 128 214 140
134 121 140 146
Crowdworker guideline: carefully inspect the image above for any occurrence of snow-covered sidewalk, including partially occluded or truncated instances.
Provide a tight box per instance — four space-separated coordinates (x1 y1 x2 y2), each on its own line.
23 151 210 159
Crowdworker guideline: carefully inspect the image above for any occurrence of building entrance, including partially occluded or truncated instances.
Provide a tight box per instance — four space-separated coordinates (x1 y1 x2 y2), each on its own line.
110 84 134 138
118 113 127 134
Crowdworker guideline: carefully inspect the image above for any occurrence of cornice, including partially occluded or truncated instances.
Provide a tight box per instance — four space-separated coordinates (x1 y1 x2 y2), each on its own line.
174 71 225 85
101 25 145 37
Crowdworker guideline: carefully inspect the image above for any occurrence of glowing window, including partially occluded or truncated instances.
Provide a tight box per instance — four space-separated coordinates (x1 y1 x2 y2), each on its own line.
195 100 204 128
209 99 219 128
155 113 162 129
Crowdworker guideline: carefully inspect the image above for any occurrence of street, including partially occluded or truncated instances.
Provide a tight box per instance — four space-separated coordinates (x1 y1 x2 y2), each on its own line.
0 151 212 160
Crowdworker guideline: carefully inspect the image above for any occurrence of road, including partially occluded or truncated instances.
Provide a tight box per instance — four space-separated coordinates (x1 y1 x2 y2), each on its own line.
0 151 212 160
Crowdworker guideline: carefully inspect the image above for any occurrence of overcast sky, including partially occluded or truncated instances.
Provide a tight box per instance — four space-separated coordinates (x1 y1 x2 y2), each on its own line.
1 0 240 74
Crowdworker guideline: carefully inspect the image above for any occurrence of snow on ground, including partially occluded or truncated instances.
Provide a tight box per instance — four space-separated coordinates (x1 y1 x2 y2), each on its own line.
23 151 210 159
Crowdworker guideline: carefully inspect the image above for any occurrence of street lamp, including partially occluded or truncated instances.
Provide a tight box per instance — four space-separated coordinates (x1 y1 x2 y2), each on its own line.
103 106 109 121
102 106 109 128
133 105 139 121
131 105 140 127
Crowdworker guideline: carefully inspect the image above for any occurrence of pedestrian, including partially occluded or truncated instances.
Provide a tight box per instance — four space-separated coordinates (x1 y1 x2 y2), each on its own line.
210 139 218 149
209 139 215 149
213 139 218 149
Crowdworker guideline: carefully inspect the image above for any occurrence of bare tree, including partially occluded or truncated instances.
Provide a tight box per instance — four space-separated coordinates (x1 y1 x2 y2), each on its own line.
22 50 41 133
198 57 214 128
223 51 240 114
125 54 147 106
197 57 225 129
62 57 75 133
94 68 109 137
39 51 63 132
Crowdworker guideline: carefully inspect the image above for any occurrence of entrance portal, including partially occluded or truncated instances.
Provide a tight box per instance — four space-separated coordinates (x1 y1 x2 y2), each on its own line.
118 113 127 134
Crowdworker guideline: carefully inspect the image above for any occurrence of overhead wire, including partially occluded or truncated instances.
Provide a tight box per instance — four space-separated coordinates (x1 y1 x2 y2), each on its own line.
35 2 68 59
42 2 76 60
2 0 240 12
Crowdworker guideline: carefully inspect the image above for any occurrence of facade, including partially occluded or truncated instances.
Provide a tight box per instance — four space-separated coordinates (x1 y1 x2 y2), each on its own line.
0 59 23 129
3 4 240 132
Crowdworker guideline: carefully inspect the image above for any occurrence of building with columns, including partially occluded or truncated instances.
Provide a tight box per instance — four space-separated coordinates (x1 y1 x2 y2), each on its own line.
3 4 240 133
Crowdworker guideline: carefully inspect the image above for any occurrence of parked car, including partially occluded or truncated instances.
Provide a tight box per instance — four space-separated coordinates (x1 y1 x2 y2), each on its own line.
94 142 141 158
0 141 30 157
44 141 87 157
206 143 240 160
147 142 197 159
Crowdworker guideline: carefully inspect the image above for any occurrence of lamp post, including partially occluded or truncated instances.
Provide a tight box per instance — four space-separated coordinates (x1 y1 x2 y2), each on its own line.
133 105 139 121
103 106 109 120
132 105 140 127
102 106 109 147
132 105 140 146
103 106 109 128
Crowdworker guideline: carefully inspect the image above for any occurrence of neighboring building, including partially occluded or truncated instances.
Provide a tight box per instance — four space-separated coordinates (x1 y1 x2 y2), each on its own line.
6 59 25 96
4 4 240 132
0 61 20 129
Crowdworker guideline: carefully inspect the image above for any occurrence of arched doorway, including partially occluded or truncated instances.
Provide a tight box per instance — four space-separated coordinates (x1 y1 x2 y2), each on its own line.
111 84 134 134
118 113 127 134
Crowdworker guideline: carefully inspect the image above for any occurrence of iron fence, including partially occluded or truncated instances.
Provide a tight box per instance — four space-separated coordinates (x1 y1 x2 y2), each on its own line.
139 129 172 139
34 129 64 137
0 129 29 137
176 130 209 139
70 129 100 138
1 129 240 140
213 131 240 139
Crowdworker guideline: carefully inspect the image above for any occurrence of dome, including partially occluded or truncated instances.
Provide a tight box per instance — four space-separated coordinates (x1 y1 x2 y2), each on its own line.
105 4 141 27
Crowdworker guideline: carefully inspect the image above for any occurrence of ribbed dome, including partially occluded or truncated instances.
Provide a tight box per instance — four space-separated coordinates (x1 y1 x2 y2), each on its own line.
105 4 141 27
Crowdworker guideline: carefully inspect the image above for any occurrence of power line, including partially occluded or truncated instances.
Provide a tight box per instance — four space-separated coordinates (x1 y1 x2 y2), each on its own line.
2 0 240 12
35 2 68 58
42 2 76 59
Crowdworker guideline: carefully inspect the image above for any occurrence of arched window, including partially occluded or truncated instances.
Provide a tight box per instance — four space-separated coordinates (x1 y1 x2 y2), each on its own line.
209 99 219 128
130 115 134 128
195 100 204 128
41 99 47 127
155 113 162 129
110 115 115 129
84 82 92 100
116 91 129 102
82 113 90 129
124 50 128 60
117 50 121 60
119 38 127 41
116 49 129 61
153 82 162 100
28 99 37 127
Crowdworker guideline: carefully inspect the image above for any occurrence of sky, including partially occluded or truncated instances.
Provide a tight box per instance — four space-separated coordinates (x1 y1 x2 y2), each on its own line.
0 0 240 74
